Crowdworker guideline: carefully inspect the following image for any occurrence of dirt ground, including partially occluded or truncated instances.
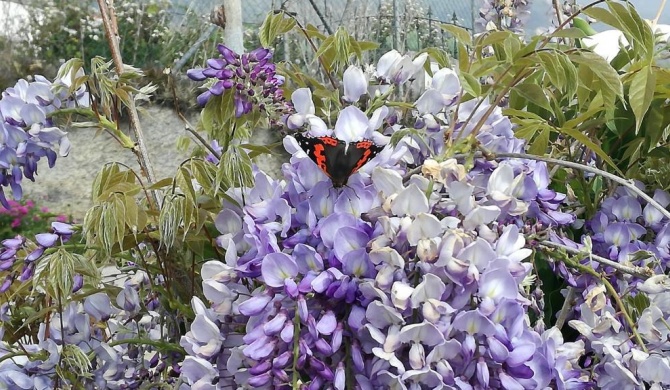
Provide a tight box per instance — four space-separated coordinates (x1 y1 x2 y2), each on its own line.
20 105 287 219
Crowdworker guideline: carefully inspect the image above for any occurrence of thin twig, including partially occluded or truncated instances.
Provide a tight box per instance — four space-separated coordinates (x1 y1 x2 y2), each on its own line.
555 286 576 330
470 151 670 222
97 0 157 188
172 24 218 74
306 0 333 34
284 11 339 90
553 0 564 26
562 255 648 353
653 0 668 26
538 240 653 279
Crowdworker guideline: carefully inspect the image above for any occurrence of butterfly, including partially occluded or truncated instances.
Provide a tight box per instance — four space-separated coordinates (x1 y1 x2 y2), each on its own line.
295 133 384 187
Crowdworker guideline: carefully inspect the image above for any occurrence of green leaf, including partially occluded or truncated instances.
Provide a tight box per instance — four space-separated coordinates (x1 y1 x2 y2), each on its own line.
512 83 552 112
423 47 451 68
528 125 551 156
459 72 481 96
582 7 620 30
608 1 654 59
559 126 622 175
148 177 174 190
571 51 623 106
480 31 511 47
628 66 656 133
621 137 645 163
551 28 588 39
440 24 472 46
258 11 296 47
573 17 597 36
304 24 326 40
35 249 76 299
217 145 254 189
503 108 544 121
159 195 182 250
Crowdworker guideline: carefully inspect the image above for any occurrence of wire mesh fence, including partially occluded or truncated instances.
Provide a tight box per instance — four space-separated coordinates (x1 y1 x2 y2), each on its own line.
172 0 478 55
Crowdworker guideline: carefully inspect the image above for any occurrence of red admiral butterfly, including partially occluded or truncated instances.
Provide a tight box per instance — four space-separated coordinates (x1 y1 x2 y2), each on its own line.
295 133 383 187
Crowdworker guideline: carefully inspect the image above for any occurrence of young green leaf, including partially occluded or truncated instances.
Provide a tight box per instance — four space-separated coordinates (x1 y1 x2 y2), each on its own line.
440 24 472 46
259 11 296 47
628 65 656 134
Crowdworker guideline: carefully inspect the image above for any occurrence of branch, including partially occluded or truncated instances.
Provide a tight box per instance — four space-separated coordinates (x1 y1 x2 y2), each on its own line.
307 0 333 34
653 0 668 26
562 254 648 353
537 240 654 280
480 151 670 222
96 0 157 188
172 24 218 74
555 286 576 330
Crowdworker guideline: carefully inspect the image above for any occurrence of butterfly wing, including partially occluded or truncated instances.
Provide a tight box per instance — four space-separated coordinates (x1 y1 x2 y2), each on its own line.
295 133 383 187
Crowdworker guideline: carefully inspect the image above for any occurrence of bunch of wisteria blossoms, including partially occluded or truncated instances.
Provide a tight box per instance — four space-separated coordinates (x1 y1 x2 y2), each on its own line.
0 227 175 389
187 45 286 118
0 63 89 208
543 185 670 389
179 50 591 389
476 0 531 34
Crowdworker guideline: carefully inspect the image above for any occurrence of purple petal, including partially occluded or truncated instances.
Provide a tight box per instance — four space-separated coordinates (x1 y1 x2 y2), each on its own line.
316 311 337 335
261 252 298 288
186 68 207 81
35 233 59 248
238 294 272 316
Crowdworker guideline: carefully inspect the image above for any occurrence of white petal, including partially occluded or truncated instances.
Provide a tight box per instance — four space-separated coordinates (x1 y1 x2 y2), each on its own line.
376 50 402 79
291 88 315 114
343 65 368 102
432 68 460 97
334 106 370 142
415 89 445 114
305 115 329 136
391 184 429 217
582 30 627 62
368 106 389 131
487 163 514 195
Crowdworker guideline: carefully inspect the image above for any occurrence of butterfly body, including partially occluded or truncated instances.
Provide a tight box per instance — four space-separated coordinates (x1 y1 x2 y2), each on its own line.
295 134 383 187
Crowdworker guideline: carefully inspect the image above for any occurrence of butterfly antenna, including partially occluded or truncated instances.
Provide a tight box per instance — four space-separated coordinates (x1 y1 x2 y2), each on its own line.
343 184 361 200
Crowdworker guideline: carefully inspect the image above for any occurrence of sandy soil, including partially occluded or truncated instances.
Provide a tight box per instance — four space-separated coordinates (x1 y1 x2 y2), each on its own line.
20 105 286 219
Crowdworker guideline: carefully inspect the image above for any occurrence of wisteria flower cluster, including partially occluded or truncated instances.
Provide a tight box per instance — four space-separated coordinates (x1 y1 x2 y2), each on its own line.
187 45 287 119
0 235 174 389
6 6 670 388
0 221 74 293
179 54 591 389
0 63 89 208
541 185 670 388
476 0 531 33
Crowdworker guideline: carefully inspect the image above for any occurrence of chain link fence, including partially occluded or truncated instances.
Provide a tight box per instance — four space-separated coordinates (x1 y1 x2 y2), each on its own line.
173 0 478 55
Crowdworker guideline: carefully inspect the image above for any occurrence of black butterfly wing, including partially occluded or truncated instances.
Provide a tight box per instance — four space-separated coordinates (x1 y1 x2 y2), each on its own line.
295 134 383 187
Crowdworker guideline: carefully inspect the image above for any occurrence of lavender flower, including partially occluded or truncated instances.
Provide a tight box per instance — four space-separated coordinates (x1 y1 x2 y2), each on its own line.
0 63 87 208
187 45 287 119
180 61 589 389
476 0 531 34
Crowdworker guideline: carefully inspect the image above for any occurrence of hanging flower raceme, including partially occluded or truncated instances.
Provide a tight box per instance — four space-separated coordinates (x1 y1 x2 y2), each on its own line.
187 45 288 119
180 58 591 389
0 64 88 208
476 0 531 34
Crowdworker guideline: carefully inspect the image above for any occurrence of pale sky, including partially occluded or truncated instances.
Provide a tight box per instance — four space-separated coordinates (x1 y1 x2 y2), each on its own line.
529 0 670 34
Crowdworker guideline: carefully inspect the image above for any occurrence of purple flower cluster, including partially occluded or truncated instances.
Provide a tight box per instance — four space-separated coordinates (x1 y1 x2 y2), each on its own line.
0 263 172 389
542 185 670 388
187 45 286 118
476 0 531 33
0 221 74 292
0 64 88 208
179 60 589 389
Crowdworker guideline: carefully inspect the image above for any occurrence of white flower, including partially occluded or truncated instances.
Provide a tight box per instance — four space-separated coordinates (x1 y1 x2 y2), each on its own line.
343 65 368 102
